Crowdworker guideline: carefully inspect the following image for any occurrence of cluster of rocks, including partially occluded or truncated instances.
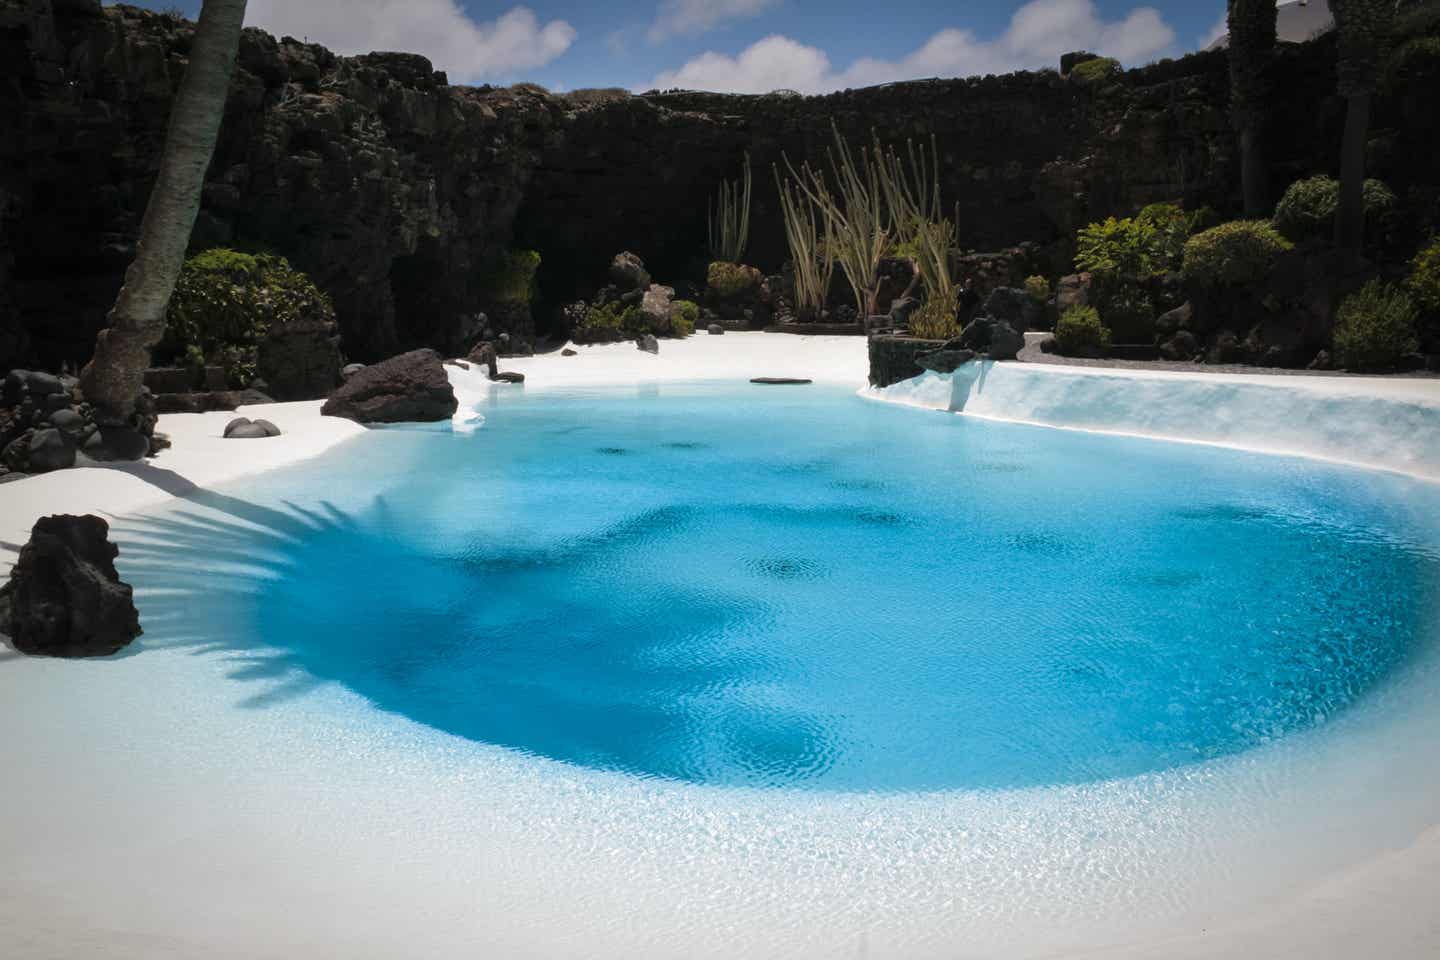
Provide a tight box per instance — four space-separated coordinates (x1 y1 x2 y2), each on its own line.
0 514 141 659
1 368 164 480
867 286 1030 388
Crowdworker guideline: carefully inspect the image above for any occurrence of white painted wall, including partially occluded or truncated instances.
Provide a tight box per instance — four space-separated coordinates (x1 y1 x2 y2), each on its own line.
868 361 1440 482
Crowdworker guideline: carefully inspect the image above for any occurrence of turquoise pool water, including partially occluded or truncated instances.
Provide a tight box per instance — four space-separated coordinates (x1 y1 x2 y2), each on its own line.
122 385 1440 792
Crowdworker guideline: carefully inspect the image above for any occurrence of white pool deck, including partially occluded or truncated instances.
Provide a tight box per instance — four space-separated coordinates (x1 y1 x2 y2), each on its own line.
2 332 1439 959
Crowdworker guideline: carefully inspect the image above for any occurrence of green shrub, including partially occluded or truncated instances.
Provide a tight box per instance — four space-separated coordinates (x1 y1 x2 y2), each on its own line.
1071 57 1120 85
1408 239 1440 314
163 248 333 387
707 261 761 298
573 301 641 343
1135 202 1195 272
480 249 540 303
1076 217 1160 281
1054 305 1111 356
907 299 960 340
1333 280 1419 370
1272 176 1397 244
1182 220 1292 288
670 299 699 337
1024 275 1050 301
1099 284 1155 342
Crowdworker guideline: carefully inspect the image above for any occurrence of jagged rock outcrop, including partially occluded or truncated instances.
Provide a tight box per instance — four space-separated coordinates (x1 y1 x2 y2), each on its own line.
0 514 141 658
320 347 457 423
2 1 1437 375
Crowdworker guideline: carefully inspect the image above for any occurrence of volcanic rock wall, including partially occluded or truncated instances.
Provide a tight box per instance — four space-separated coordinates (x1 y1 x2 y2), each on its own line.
1 0 1434 372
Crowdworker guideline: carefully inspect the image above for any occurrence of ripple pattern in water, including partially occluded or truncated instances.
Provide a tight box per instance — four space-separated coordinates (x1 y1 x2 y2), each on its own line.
124 385 1440 792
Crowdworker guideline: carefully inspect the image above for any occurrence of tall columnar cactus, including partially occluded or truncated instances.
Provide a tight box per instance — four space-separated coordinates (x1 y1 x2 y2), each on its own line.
783 123 891 318
774 167 836 322
82 0 250 440
1330 0 1398 255
1226 0 1278 217
876 134 958 327
707 154 752 264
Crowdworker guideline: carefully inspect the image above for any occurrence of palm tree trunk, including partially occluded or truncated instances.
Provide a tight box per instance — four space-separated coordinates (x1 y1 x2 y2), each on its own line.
1335 91 1371 256
81 0 249 429
1240 126 1268 218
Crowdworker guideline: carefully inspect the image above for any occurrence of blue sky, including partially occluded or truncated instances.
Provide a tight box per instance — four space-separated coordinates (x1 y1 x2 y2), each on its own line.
115 1 1239 92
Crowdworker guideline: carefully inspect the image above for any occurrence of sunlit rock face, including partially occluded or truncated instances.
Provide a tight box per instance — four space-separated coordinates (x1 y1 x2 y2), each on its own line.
2 1 1433 372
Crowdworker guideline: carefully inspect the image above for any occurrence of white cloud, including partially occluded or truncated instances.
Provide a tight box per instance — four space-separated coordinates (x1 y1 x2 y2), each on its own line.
246 0 575 84
652 0 1177 94
646 0 781 44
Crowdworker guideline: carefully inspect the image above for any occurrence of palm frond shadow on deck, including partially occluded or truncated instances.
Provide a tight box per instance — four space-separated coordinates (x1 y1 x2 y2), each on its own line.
108 473 388 710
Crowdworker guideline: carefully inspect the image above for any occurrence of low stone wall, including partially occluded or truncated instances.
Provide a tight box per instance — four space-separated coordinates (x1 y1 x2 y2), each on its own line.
868 363 1440 482
868 336 945 388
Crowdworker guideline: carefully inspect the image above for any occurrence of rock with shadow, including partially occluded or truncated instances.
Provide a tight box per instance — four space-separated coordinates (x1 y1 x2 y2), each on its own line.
321 348 458 424
0 514 141 658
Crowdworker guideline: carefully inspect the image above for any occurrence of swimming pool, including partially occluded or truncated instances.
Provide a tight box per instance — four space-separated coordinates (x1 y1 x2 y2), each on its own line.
46 380 1440 957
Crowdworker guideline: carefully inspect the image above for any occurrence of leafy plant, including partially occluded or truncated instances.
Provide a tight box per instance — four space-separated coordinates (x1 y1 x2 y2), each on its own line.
1272 175 1396 243
1333 280 1419 370
671 299 699 337
1076 217 1161 281
1408 238 1440 314
1101 285 1156 342
573 301 641 343
907 298 960 340
1053 305 1111 356
1182 220 1293 287
162 247 333 387
708 153 752 264
1024 275 1051 301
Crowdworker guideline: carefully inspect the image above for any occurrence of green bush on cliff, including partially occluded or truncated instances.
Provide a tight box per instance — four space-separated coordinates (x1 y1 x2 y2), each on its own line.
480 249 541 303
1070 57 1120 85
1182 220 1292 288
1024 275 1050 301
1273 176 1396 244
1407 239 1440 314
1053 305 1111 356
162 248 333 387
1333 280 1419 370
671 300 699 337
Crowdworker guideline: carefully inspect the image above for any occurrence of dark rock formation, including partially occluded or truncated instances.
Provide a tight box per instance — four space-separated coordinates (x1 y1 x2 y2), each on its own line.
636 334 659 354
3 2 1437 374
320 348 457 423
958 317 1025 361
0 514 141 658
916 345 978 374
0 368 98 476
707 324 725 335
868 336 947 388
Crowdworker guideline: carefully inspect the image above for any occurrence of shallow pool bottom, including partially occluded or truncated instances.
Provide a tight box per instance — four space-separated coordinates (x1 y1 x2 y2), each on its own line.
121 384 1439 795
5 382 1440 958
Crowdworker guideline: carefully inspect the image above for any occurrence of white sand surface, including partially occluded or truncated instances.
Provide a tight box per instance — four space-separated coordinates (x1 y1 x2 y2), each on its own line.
3 333 1440 959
